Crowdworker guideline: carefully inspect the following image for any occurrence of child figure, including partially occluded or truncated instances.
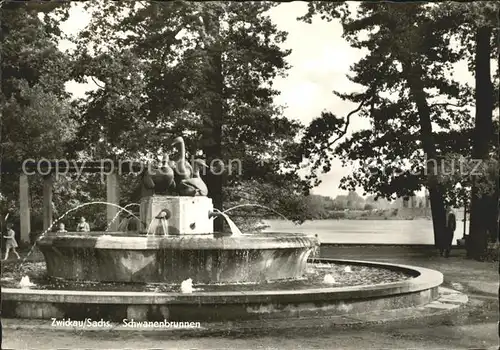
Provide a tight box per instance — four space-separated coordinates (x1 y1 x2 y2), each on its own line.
77 217 90 232
3 223 20 260
57 223 67 233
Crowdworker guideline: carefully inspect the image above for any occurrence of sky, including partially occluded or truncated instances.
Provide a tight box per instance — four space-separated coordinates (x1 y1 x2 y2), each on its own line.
267 3 369 198
58 2 474 199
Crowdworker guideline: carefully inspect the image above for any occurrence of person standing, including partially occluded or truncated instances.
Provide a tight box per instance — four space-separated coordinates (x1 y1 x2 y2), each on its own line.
442 206 457 258
77 217 90 232
3 223 20 260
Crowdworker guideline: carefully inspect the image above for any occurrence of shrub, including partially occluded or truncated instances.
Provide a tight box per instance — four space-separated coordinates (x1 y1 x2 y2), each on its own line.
364 203 374 210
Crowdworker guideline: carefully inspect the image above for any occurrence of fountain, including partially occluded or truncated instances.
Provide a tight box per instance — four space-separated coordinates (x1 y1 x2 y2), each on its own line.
1 136 448 327
36 194 319 284
36 139 319 284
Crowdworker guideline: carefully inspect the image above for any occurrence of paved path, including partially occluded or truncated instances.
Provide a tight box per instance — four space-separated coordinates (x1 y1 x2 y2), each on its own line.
2 322 498 350
2 246 498 350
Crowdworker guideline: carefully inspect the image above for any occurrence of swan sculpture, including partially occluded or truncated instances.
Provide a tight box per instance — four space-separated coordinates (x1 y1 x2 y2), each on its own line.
150 153 176 194
178 159 209 196
171 136 193 189
141 154 176 195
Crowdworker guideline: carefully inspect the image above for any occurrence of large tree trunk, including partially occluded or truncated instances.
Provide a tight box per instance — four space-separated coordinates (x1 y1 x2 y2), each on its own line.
205 46 224 232
404 63 447 246
468 26 495 259
0 6 4 206
201 9 224 232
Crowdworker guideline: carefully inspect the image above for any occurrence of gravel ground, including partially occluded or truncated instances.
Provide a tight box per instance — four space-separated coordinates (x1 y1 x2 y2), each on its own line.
2 245 498 350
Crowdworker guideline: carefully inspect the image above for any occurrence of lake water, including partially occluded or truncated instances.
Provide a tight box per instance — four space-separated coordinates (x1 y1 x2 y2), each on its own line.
263 217 468 245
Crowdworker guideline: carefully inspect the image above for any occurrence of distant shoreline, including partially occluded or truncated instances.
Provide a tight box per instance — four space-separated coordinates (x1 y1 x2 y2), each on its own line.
264 217 432 221
266 208 434 221
315 216 432 221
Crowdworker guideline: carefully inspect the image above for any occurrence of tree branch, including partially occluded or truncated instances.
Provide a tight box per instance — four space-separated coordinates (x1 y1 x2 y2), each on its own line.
429 102 467 108
91 76 105 89
327 97 369 148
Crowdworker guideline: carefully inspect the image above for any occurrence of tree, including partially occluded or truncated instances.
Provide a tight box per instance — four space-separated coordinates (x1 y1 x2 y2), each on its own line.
346 190 364 210
69 1 305 231
1 1 76 225
464 4 498 258
1 1 73 159
331 195 348 210
224 182 329 226
298 2 475 246
465 5 498 257
428 2 499 259
365 195 390 209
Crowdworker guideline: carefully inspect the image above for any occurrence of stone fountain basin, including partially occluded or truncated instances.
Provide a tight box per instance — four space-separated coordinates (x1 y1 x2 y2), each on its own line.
1 259 443 322
37 232 320 284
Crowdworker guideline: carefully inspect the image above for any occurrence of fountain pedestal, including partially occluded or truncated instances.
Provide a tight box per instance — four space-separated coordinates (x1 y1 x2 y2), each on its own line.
140 195 214 235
